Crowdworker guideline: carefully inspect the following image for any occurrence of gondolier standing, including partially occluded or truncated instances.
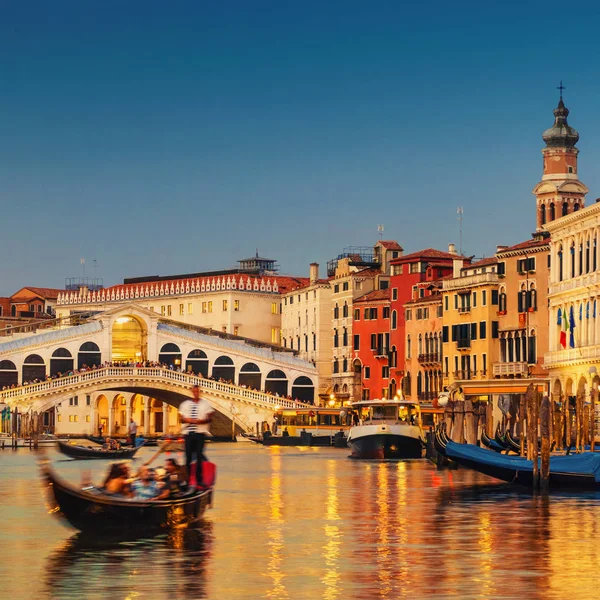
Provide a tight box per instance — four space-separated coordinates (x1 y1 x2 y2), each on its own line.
128 418 138 447
179 385 214 488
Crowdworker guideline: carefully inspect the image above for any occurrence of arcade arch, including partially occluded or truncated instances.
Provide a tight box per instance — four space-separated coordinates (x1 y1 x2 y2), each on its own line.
22 354 45 382
111 316 146 362
239 362 261 389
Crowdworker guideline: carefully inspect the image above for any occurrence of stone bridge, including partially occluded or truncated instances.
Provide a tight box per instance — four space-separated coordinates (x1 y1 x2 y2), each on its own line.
0 304 317 436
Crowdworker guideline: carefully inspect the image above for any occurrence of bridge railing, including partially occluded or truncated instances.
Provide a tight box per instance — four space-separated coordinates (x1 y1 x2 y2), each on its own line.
0 367 305 409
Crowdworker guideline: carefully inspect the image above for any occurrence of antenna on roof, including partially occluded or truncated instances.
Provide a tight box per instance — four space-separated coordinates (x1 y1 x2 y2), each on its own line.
80 257 86 278
377 224 384 240
92 259 98 278
456 207 464 255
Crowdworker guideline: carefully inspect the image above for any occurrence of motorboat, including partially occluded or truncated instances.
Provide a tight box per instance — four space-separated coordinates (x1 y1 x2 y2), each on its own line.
347 399 425 459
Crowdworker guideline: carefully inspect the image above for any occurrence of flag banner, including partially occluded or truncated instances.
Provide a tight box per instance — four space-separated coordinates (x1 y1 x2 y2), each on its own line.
560 306 567 349
587 302 590 319
580 304 583 321
557 308 562 325
570 306 576 349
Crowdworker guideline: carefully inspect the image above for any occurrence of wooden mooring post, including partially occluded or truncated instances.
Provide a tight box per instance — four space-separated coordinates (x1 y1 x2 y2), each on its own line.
591 386 597 453
519 392 526 457
540 393 551 494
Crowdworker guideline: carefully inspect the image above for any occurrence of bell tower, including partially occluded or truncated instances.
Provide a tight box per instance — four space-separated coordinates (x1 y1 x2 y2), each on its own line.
533 83 588 230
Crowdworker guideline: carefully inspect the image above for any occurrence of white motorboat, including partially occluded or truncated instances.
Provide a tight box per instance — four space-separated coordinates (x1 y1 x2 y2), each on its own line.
347 399 425 459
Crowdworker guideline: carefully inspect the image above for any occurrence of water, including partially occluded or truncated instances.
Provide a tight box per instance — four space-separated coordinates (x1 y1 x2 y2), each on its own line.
1 444 600 600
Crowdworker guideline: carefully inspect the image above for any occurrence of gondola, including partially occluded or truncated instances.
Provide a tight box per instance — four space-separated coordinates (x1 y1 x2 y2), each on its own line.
40 461 213 533
57 440 143 460
505 430 523 454
435 425 600 490
480 429 505 453
494 426 510 451
86 435 161 447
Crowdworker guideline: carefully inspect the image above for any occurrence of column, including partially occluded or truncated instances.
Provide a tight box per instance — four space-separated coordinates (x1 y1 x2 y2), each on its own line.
89 403 96 435
162 404 169 435
108 406 114 436
144 399 151 436
126 396 132 425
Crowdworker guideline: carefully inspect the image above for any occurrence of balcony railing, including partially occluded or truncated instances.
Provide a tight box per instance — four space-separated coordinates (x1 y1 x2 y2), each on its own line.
443 272 499 291
457 306 471 314
418 392 437 402
457 338 471 349
453 370 473 380
418 353 441 365
544 344 600 368
548 271 600 296
373 347 389 358
492 362 528 377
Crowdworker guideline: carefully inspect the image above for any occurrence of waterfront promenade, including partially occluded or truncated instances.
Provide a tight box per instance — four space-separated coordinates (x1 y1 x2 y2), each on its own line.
1 444 600 599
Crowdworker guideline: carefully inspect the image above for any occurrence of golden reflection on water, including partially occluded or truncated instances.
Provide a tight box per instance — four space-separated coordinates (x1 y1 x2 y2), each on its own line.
375 463 392 598
476 512 495 600
322 459 341 600
265 448 288 599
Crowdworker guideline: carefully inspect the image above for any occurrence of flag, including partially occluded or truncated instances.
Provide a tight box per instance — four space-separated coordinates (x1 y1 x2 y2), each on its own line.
560 307 567 348
557 308 562 326
579 304 583 321
595 300 597 318
569 305 576 349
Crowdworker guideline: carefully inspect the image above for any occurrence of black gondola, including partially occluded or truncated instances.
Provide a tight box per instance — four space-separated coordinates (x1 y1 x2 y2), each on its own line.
41 461 213 533
505 430 523 454
494 426 510 451
434 424 600 489
57 440 143 460
480 429 505 453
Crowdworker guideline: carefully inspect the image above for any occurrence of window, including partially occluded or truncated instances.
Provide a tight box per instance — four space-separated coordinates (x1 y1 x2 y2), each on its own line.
491 321 499 339
383 307 390 319
364 308 370 320
69 396 78 406
370 308 378 319
166 305 171 316
86 395 91 406
188 303 193 315
208 302 213 313
417 308 423 320
472 292 477 308
482 354 487 375
479 321 487 339
333 360 339 374
334 304 339 319
491 290 498 305
454 295 458 309
354 309 360 321
202 302 207 313
364 366 371 379
343 282 349 291
343 302 348 318
409 263 419 274
497 262 506 276
442 326 448 343
392 288 398 301
86 415 91 423
333 329 339 348
234 326 239 336
342 358 348 372
482 290 487 306
517 257 536 273
313 334 316 351
69 415 79 423
232 300 239 312
161 305 166 316
437 305 443 317
499 292 507 313
179 304 184 316
405 309 412 321
391 310 397 329
222 300 228 311
370 334 377 350
271 302 278 314
342 328 348 347
445 296 449 311
57 414 62 423
382 366 390 379
334 284 340 293
407 335 412 358
271 328 279 344
353 335 360 351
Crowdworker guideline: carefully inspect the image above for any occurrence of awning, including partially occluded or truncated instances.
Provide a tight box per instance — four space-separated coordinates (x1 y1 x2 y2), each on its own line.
457 379 549 395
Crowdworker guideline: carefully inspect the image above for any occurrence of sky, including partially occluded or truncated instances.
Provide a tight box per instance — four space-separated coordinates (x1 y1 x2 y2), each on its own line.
1 1 600 294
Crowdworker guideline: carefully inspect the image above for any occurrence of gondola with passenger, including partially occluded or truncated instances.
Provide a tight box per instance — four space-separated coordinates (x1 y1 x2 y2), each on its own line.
57 440 143 460
40 460 213 533
435 424 600 490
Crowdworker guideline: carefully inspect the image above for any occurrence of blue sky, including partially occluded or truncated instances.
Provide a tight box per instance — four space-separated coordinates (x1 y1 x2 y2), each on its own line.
1 1 600 294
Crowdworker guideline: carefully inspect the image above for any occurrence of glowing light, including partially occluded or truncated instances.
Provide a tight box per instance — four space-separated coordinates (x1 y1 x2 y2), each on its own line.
115 317 132 325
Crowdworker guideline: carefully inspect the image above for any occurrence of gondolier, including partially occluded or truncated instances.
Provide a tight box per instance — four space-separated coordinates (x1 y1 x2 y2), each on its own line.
179 385 214 488
128 418 138 446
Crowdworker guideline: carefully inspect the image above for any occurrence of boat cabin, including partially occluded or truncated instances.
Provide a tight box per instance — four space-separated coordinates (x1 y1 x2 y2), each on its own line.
276 407 353 436
351 400 421 426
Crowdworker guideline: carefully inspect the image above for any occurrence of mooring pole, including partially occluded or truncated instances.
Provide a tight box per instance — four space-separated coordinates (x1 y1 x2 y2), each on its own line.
591 386 597 453
531 391 540 489
540 393 550 494
519 393 526 457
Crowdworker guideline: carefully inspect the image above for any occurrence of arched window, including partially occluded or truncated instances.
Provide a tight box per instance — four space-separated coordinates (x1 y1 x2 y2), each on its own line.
570 242 575 278
528 329 537 364
562 202 569 217
343 302 348 318
530 287 537 312
342 357 348 372
78 341 101 369
333 329 339 348
390 346 397 368
10 305 16 317
391 310 397 330
574 203 580 212
549 203 555 221
186 349 209 377
333 359 339 374
239 362 261 389
418 334 423 355
159 343 182 367
558 245 564 282
586 239 591 273
0 360 18 387
342 327 348 347
417 372 422 397
333 303 339 319
407 335 412 359
22 354 45 382
265 369 288 396
212 355 235 381
540 204 546 225
292 376 314 403
50 348 73 376
313 333 316 351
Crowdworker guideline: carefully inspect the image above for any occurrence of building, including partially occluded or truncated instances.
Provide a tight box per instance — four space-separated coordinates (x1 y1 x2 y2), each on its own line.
390 246 466 393
280 263 333 402
55 255 309 345
402 279 444 403
328 241 400 403
0 287 61 336
352 289 392 400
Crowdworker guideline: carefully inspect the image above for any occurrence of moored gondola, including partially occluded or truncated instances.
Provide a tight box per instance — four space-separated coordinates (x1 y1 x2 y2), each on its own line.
480 429 505 453
57 440 143 460
505 430 523 454
40 461 213 533
494 426 510 451
434 424 600 489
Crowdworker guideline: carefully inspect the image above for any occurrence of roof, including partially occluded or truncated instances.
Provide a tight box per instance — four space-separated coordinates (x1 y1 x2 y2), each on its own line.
354 267 382 278
376 240 403 250
496 238 550 254
354 289 391 303
392 248 466 263
13 287 63 300
404 294 442 306
462 257 497 270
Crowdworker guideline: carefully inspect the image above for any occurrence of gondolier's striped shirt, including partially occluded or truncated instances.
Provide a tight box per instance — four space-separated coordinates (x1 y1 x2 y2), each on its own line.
178 398 214 435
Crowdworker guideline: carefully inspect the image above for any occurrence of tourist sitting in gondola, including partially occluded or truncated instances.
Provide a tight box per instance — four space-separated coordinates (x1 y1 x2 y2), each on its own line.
131 466 161 500
101 463 133 497
102 437 121 451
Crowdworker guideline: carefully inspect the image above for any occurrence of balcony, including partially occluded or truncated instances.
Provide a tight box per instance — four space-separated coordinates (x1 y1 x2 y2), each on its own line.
457 306 471 314
443 272 499 291
453 370 473 380
492 362 529 377
373 346 389 358
418 392 437 402
548 271 600 296
457 338 471 350
418 353 441 365
544 344 600 368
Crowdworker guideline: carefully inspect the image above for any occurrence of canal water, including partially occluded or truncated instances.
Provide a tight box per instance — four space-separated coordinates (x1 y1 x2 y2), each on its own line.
1 444 599 600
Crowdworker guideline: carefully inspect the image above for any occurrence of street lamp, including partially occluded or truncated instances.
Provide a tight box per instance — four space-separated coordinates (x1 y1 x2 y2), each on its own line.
329 393 336 407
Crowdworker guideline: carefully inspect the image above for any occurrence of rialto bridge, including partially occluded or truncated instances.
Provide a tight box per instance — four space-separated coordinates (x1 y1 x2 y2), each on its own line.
0 305 317 437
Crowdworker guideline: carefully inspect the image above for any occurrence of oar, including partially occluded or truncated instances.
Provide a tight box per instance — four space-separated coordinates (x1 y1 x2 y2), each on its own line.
143 439 174 467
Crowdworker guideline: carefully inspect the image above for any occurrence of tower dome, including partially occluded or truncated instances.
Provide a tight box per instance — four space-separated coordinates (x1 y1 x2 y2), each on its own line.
542 98 579 148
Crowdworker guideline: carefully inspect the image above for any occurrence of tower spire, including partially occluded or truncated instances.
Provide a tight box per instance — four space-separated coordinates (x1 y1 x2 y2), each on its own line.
557 80 566 100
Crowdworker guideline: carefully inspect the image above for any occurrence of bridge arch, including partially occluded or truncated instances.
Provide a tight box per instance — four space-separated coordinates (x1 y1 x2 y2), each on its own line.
50 348 73 377
159 343 182 368
186 349 208 377
239 362 261 389
0 360 18 387
78 341 101 369
112 393 128 435
212 356 235 381
265 369 288 397
112 315 147 362
292 376 315 404
96 394 109 434
23 354 45 382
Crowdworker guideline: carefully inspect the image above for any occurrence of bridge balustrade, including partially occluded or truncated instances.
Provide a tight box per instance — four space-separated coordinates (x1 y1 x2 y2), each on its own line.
0 366 304 409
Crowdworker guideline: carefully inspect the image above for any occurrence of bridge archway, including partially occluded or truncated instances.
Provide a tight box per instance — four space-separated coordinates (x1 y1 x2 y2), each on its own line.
212 356 235 382
0 360 18 387
112 316 147 362
50 348 73 377
78 341 101 369
131 393 145 432
152 399 164 434
112 393 128 435
159 343 182 368
186 349 209 377
292 376 315 404
265 369 288 397
96 394 109 435
239 362 261 389
23 354 45 382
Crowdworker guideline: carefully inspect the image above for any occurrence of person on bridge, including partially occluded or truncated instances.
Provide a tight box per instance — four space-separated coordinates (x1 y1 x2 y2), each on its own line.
128 418 138 446
179 385 214 489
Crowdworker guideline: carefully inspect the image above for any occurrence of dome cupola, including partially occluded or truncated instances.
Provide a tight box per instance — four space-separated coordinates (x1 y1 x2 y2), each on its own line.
542 98 579 148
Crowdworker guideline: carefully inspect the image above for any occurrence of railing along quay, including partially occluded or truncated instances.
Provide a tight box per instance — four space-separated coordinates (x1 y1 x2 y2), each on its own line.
0 367 304 409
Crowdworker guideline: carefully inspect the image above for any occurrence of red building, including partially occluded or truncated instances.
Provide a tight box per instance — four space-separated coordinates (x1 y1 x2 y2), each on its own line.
389 246 468 390
352 289 394 400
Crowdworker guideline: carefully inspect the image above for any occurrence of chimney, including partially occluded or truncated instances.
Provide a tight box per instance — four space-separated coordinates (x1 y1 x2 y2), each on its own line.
309 263 319 284
448 243 457 255
496 245 508 253
453 258 463 278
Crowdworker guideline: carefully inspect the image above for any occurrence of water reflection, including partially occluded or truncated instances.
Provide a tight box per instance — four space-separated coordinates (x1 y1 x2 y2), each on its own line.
322 459 341 600
266 448 287 599
44 523 213 600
